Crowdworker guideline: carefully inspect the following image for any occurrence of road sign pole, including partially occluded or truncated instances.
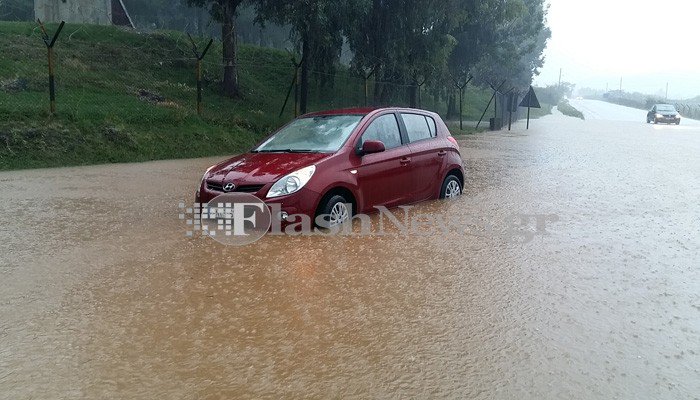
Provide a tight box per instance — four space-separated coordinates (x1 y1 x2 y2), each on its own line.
519 86 540 130
527 105 531 130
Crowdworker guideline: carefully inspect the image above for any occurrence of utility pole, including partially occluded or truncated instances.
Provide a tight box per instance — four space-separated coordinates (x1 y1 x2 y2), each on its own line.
666 82 669 100
619 77 622 92
558 68 562 86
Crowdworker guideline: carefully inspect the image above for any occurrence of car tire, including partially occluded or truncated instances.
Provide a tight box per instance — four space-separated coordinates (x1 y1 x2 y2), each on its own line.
676 121 680 125
316 194 351 228
440 175 462 199
654 119 658 124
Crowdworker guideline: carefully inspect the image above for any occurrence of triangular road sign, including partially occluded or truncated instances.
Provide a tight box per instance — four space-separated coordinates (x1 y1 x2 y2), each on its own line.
519 86 541 109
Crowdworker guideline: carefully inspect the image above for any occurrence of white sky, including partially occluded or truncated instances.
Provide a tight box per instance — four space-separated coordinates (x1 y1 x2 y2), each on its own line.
534 0 700 99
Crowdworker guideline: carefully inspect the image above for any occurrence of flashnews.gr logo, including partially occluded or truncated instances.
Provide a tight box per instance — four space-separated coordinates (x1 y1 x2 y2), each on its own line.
181 197 560 247
185 193 271 246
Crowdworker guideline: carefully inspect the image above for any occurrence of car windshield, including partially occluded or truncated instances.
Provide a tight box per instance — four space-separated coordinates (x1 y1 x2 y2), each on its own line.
254 115 363 153
657 105 676 112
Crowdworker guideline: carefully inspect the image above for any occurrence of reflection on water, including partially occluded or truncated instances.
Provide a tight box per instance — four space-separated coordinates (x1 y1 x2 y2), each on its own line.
1 116 699 399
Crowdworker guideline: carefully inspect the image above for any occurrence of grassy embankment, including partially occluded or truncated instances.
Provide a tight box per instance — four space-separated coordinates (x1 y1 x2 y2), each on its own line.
557 99 585 120
0 22 497 170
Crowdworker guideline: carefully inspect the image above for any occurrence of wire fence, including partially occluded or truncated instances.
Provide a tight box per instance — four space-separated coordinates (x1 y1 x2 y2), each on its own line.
671 104 700 120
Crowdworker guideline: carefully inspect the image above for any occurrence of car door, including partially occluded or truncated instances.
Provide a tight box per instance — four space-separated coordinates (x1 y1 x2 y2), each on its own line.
401 112 443 201
355 113 414 209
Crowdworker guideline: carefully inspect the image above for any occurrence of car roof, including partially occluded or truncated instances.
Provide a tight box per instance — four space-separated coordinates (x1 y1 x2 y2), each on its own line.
301 107 438 118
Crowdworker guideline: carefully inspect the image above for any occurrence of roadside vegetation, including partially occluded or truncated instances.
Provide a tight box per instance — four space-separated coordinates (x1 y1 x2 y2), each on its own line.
0 22 289 170
0 0 550 170
0 22 528 170
557 99 585 120
528 83 576 120
526 103 554 119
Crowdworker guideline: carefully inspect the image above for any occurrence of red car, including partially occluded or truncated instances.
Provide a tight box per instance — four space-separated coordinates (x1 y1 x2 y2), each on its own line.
196 107 464 226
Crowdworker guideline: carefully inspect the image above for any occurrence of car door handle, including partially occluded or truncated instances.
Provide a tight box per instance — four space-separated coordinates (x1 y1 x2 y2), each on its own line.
437 150 447 157
400 157 411 165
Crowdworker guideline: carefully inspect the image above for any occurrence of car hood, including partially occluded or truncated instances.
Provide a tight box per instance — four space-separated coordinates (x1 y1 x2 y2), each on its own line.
207 152 331 184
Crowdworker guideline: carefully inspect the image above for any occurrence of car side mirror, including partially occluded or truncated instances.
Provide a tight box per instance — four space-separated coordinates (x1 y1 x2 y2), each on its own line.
358 140 386 156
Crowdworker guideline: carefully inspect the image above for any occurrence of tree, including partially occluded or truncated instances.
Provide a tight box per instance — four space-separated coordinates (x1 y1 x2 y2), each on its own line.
254 0 346 114
345 0 459 106
470 0 550 91
187 0 244 98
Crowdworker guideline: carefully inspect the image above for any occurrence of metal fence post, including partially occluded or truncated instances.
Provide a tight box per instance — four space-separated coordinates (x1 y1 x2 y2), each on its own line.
188 34 213 116
37 19 65 115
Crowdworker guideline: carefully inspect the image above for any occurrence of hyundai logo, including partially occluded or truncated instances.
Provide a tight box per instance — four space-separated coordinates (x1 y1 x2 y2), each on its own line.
223 183 236 192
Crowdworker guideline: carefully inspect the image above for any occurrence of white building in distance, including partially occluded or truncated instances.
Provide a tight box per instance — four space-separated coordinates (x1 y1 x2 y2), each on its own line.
34 0 134 28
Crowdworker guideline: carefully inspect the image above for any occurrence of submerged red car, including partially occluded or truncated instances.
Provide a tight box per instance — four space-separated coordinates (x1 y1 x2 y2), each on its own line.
196 107 464 226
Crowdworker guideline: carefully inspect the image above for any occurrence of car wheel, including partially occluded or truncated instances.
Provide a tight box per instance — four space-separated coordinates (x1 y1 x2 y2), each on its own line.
440 175 462 199
316 194 351 228
676 121 680 125
653 119 658 124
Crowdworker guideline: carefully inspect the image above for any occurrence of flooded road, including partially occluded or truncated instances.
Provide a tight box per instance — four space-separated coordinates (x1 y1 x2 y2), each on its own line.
1 102 699 399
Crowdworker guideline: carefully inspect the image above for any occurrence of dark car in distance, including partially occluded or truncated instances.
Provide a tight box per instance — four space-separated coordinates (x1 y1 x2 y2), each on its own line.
196 107 465 227
647 104 681 125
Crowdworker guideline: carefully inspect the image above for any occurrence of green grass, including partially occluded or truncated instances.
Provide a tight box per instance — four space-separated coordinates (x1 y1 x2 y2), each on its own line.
0 21 497 170
557 99 585 120
445 122 487 135
0 22 296 170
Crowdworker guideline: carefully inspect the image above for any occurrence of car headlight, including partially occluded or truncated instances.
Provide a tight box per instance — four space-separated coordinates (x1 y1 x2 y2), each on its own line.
267 165 316 198
201 165 215 185
655 113 663 118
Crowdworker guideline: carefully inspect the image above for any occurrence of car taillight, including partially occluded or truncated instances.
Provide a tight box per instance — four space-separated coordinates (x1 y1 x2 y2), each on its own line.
447 136 459 148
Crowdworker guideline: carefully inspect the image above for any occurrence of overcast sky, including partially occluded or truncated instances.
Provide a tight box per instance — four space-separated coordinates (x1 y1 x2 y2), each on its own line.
534 0 700 99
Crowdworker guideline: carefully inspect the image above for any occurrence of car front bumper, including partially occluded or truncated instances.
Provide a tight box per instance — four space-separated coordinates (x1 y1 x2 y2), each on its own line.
655 116 680 123
195 183 323 225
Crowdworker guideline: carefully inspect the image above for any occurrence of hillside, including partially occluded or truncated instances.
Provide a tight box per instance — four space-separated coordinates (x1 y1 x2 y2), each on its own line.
0 22 494 170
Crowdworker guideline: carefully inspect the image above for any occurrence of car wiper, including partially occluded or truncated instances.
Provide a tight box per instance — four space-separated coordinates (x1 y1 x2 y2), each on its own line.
252 149 320 153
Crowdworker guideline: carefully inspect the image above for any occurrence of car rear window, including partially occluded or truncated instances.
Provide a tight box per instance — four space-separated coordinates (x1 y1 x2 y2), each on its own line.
402 113 436 142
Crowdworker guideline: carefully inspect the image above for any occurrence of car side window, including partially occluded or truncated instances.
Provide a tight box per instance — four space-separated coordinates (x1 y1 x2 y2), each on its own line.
427 116 437 137
402 113 435 142
361 114 403 149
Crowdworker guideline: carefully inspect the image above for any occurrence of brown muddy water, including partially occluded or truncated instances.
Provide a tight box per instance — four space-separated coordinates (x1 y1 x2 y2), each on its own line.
1 104 699 399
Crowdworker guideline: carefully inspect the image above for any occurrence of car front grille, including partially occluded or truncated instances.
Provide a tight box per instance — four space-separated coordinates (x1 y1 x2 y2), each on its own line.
206 181 224 192
235 185 265 193
206 181 264 193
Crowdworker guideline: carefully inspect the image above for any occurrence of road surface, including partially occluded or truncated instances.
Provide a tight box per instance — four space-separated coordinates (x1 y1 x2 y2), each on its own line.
1 101 698 399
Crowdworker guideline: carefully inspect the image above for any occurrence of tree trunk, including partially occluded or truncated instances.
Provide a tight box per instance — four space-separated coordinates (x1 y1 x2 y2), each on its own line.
372 66 382 105
299 33 310 114
408 85 417 108
447 92 457 119
221 0 239 98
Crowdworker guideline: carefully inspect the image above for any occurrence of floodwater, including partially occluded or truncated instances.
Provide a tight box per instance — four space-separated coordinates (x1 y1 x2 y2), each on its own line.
1 101 699 399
